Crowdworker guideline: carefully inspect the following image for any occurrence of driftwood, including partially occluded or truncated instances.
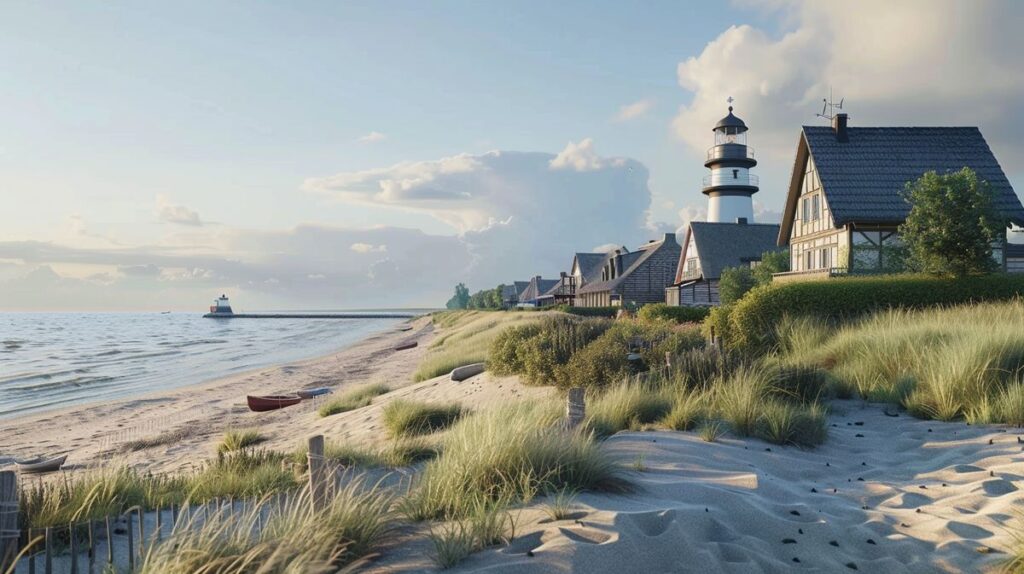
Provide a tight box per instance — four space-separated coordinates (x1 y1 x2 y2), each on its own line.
450 363 485 382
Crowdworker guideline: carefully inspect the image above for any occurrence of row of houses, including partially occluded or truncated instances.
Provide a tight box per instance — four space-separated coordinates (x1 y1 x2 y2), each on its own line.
501 106 1024 309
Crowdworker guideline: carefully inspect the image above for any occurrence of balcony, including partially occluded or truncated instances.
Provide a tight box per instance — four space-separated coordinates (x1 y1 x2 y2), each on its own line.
702 173 758 190
772 267 848 284
679 267 702 281
706 144 755 162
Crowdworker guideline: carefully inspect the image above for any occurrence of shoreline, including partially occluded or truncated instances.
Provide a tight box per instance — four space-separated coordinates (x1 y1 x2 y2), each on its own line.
0 315 434 475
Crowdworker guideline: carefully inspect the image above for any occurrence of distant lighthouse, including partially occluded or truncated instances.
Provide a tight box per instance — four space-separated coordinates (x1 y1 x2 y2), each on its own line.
703 99 758 223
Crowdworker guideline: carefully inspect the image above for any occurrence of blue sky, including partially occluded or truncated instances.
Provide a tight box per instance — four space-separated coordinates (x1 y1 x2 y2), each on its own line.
2 1 1022 310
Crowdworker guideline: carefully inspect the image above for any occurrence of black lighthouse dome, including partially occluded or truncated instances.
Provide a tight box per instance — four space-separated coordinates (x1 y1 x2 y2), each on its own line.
713 106 748 133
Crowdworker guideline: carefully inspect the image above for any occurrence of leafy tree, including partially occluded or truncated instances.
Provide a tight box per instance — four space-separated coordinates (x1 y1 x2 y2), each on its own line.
752 249 789 287
719 266 757 305
899 168 1004 278
445 283 471 309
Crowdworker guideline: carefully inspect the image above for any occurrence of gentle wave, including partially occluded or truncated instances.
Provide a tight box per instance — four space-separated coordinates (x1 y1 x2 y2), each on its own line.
0 312 407 419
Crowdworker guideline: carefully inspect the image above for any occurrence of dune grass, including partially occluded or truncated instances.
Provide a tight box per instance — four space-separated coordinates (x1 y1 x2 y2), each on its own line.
382 399 466 437
413 310 542 381
120 427 193 452
584 382 674 437
19 450 296 529
217 428 264 453
318 382 390 417
292 436 441 469
137 475 394 573
543 488 579 521
781 301 1024 425
429 502 514 569
402 402 626 520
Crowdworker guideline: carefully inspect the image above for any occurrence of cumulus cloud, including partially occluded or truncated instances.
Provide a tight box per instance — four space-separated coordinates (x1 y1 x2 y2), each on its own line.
673 1 1024 167
549 139 613 172
615 99 654 122
350 243 387 254
357 131 387 143
156 195 203 226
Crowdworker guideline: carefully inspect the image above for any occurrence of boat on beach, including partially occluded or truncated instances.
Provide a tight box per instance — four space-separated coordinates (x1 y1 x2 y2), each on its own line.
394 341 418 351
296 387 330 400
247 394 302 412
15 454 67 474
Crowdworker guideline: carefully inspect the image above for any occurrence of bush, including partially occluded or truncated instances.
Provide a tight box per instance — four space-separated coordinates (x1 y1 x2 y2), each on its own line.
637 303 710 324
382 400 466 437
319 383 390 417
722 273 1024 353
719 266 757 305
487 323 542 376
561 320 704 390
515 315 613 385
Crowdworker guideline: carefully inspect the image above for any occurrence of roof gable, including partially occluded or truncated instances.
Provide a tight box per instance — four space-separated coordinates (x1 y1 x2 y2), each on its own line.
780 126 1024 242
577 234 680 294
571 252 608 285
685 221 782 280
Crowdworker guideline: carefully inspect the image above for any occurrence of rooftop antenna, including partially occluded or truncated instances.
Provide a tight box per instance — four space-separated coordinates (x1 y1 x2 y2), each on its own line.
816 87 844 121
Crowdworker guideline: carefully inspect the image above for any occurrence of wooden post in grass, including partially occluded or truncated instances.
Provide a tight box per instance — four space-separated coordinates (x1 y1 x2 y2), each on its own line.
0 471 17 573
566 388 585 429
307 435 326 512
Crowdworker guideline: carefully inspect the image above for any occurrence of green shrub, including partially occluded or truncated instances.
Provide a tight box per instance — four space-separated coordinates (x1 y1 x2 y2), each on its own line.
561 320 704 390
318 383 390 417
487 323 542 376
724 273 1024 353
637 303 710 324
382 400 466 437
719 266 757 305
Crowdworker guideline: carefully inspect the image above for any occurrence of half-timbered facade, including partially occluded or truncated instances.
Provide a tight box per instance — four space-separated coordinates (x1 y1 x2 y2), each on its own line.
776 115 1024 281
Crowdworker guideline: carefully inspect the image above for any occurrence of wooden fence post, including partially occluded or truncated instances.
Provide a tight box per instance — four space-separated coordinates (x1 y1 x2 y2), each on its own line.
566 388 586 428
0 471 17 573
307 435 326 512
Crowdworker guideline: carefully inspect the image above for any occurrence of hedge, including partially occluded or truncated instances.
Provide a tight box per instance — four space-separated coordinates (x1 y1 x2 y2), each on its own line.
723 273 1024 353
553 305 620 318
637 303 710 324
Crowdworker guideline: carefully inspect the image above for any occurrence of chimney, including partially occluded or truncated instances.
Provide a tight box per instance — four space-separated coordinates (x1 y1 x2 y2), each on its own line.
833 113 849 142
614 251 623 277
736 217 748 225
662 232 676 244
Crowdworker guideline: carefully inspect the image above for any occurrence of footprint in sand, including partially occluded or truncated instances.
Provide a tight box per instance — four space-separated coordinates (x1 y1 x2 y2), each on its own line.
978 478 1018 496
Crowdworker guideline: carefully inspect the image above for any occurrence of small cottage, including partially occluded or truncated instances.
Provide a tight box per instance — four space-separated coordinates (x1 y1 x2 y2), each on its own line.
576 233 681 307
517 276 560 307
666 220 781 306
776 114 1024 280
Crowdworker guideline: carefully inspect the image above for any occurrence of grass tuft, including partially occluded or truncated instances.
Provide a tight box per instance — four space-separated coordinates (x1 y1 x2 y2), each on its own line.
382 400 465 437
217 429 264 453
318 383 389 417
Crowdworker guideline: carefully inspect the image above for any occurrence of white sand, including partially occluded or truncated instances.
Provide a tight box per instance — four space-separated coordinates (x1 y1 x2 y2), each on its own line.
425 400 1023 574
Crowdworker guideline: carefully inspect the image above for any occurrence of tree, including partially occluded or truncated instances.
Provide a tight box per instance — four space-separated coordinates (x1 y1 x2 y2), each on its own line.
899 168 1004 278
446 283 471 309
752 248 789 287
719 266 757 305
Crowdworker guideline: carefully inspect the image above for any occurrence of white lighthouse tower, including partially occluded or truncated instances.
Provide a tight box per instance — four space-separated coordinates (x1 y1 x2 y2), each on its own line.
703 100 758 223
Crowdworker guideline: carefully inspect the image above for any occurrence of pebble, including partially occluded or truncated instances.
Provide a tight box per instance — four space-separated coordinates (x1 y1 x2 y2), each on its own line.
829 540 839 547
790 510 801 516
782 538 797 544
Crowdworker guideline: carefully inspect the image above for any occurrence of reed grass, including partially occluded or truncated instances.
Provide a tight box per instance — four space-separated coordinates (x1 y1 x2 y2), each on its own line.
292 436 441 469
784 301 1024 424
403 402 626 520
382 400 466 437
584 382 674 437
318 383 390 417
699 420 725 442
120 427 193 452
661 390 709 431
137 475 394 573
543 488 579 521
217 428 264 453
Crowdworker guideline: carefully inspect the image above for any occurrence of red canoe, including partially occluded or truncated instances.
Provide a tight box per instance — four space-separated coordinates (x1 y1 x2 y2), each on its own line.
247 394 302 412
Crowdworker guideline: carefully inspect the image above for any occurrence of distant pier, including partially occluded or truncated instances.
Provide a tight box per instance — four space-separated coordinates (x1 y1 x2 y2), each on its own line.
203 313 417 319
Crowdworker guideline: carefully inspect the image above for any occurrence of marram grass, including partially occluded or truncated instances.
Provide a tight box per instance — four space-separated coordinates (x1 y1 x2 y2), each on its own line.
318 382 389 417
382 399 466 437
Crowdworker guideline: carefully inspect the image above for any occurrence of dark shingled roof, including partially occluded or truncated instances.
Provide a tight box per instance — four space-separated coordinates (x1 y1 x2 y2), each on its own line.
577 234 680 294
802 126 1024 226
513 281 530 299
683 222 781 280
519 277 559 304
501 284 520 300
572 252 607 285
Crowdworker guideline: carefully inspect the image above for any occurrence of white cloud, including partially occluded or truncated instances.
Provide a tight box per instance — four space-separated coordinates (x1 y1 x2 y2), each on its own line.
677 204 707 233
350 243 387 253
591 243 623 254
357 131 387 143
549 138 608 172
156 195 203 226
673 1 1024 168
615 99 654 122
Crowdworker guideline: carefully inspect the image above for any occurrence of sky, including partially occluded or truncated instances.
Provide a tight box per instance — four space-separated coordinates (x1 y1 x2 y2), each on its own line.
2 0 1023 311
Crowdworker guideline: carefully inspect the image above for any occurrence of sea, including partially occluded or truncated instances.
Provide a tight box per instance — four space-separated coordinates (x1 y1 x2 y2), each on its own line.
0 311 427 420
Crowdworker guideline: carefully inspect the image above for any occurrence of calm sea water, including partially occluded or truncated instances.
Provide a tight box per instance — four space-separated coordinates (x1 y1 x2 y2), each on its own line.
0 312 420 420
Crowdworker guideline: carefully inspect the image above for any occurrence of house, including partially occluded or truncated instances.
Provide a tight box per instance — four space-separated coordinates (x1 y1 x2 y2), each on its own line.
534 251 612 307
775 114 1024 280
665 103 780 307
576 233 681 307
501 282 528 309
517 276 560 307
666 220 781 306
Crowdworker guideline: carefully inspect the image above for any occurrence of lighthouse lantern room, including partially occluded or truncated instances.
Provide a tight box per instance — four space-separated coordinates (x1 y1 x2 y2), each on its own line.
702 98 759 223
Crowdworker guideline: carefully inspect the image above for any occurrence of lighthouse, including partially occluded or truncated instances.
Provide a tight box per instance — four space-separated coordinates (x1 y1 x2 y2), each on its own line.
702 100 758 223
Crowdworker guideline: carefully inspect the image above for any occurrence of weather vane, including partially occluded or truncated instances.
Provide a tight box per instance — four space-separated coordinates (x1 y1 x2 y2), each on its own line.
727 96 734 110
817 87 844 121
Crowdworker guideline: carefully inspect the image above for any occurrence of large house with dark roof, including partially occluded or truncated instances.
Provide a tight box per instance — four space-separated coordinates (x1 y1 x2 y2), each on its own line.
666 220 781 306
516 276 560 307
576 233 681 307
776 114 1024 280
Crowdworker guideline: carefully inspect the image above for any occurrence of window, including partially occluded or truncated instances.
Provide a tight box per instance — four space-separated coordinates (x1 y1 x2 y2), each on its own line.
805 251 814 270
811 195 820 221
819 248 831 269
732 169 739 179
